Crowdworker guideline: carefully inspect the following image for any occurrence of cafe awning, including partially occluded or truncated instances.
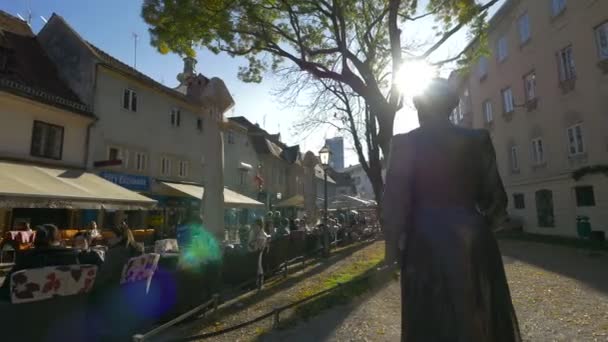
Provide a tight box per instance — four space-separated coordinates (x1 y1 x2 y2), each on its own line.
160 182 264 208
0 161 157 209
275 195 304 208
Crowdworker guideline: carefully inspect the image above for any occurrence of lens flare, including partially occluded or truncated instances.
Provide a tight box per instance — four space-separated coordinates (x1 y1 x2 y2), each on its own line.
178 223 222 270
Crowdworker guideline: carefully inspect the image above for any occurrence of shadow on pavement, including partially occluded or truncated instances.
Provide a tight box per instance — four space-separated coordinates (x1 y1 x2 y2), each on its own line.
171 241 380 338
256 263 398 342
499 239 608 295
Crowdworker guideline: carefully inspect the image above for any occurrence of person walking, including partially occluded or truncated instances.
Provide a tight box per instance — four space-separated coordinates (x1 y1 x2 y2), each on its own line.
383 78 521 342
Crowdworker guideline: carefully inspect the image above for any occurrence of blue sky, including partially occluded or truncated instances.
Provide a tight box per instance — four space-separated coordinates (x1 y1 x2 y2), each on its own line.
2 0 504 166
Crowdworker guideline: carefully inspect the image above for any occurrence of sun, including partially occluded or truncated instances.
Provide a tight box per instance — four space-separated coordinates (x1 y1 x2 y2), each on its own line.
395 60 438 99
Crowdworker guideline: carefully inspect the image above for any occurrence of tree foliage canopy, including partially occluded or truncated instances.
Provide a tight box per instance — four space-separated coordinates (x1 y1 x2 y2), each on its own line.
142 0 500 203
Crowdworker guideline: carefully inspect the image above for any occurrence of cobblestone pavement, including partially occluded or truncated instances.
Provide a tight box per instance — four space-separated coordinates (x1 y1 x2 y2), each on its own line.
262 240 608 342
157 240 608 342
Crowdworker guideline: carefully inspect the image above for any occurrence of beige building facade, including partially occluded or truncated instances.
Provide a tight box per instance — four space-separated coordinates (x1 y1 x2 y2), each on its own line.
453 0 608 237
37 14 235 236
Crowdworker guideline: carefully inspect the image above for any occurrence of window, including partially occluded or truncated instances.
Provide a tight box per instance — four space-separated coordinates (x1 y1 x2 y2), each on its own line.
551 0 566 17
108 147 120 161
497 36 508 62
531 138 545 165
518 13 531 44
178 160 189 178
30 121 64 160
478 56 488 79
524 71 537 101
239 170 247 186
575 186 595 207
535 189 555 227
567 124 584 155
122 89 137 112
513 193 525 209
483 100 493 123
501 87 514 113
595 22 608 60
107 147 128 168
510 145 520 171
135 152 147 172
196 118 203 132
170 108 181 127
558 46 576 81
161 157 171 176
227 131 235 144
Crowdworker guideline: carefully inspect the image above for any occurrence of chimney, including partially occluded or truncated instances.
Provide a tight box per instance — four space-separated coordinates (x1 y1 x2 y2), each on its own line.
177 56 197 84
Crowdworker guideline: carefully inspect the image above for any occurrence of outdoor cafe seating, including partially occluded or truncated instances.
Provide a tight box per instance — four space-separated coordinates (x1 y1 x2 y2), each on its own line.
0 264 98 341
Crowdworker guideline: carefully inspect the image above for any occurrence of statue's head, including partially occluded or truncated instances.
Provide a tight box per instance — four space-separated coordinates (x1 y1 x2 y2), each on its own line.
413 78 459 126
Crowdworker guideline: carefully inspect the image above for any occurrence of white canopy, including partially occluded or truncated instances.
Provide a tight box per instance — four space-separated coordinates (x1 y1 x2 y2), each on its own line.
160 182 264 208
0 161 156 209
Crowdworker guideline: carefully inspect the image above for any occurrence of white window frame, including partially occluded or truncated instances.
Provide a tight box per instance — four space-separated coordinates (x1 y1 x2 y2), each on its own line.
483 100 494 123
178 160 189 178
160 156 172 176
551 0 566 17
502 87 514 113
531 138 545 165
122 88 137 112
595 22 608 61
524 71 537 101
170 108 181 127
31 121 64 160
227 131 235 144
567 124 585 156
510 146 520 172
497 36 508 62
135 152 147 172
558 46 576 81
518 13 531 44
478 56 488 79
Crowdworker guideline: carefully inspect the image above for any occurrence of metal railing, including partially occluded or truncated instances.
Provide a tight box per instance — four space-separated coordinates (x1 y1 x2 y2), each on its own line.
131 235 379 341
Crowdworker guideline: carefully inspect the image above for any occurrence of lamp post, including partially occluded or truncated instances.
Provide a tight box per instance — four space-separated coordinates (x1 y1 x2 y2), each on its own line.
318 145 332 257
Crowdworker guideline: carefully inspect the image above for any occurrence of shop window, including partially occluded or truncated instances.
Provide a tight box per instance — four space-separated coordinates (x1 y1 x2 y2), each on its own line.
575 186 595 207
31 121 64 160
535 189 555 227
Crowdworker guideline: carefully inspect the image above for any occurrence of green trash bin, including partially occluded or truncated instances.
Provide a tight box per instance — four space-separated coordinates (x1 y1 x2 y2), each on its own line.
576 216 592 239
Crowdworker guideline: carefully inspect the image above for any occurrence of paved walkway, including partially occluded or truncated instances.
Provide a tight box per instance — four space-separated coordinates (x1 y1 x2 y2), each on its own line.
156 239 608 342
263 240 608 342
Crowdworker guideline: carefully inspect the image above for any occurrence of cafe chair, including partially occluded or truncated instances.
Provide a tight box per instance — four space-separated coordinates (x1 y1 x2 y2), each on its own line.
0 264 97 341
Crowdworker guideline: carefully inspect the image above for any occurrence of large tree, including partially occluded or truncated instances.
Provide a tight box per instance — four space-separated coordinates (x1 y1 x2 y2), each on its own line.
142 0 500 205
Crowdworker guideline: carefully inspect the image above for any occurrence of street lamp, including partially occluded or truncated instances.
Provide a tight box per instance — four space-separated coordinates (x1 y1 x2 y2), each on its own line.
318 145 332 257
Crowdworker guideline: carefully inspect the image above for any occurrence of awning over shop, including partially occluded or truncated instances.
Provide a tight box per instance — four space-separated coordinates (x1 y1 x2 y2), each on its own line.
160 182 264 208
316 194 375 209
275 195 304 208
0 161 157 210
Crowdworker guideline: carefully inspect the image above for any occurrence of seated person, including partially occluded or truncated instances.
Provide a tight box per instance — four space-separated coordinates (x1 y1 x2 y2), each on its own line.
93 222 143 291
0 224 80 300
73 232 104 267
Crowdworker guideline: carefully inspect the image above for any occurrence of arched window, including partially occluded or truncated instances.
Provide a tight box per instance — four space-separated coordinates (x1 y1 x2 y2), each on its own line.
535 189 555 227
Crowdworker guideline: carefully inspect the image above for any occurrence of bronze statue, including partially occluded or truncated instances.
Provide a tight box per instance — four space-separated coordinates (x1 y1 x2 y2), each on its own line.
383 78 521 342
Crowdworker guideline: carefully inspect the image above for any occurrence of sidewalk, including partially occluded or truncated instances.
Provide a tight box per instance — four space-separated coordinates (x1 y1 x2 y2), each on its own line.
152 241 386 342
264 239 608 342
